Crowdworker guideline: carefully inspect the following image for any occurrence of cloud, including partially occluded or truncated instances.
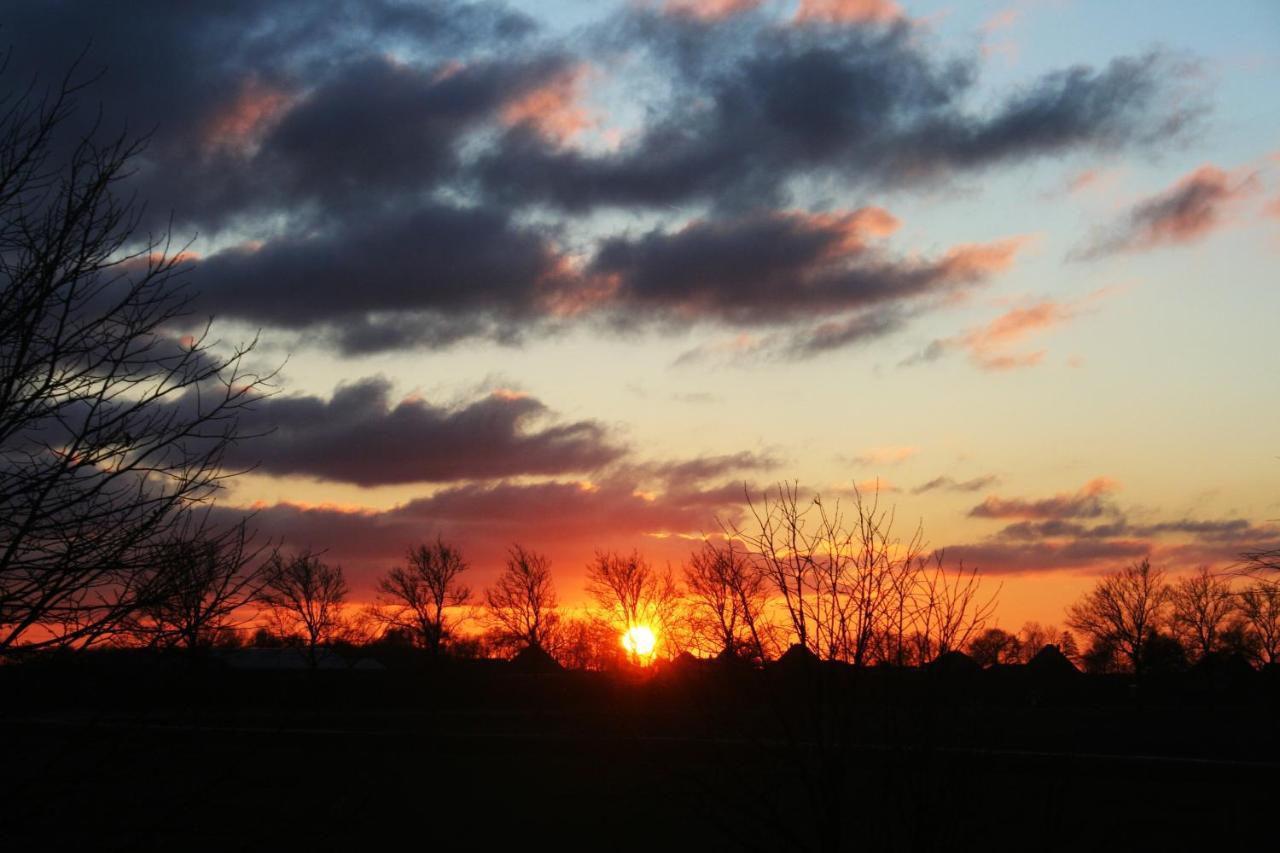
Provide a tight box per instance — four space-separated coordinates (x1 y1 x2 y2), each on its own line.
662 0 764 21
221 377 625 486
2 0 1204 359
192 201 571 351
479 21 1198 212
213 463 766 593
946 485 1280 576
1073 164 1260 259
793 0 903 25
500 63 595 144
852 445 918 466
941 538 1151 575
968 476 1119 519
913 474 1000 494
905 289 1107 371
589 208 1024 341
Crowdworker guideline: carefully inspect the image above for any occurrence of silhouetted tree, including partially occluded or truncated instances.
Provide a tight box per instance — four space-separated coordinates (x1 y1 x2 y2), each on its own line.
484 544 557 653
1066 559 1168 675
585 549 681 662
1056 629 1082 665
682 538 773 663
967 627 1021 667
1238 581 1280 665
1168 566 1236 661
0 57 268 655
261 550 348 667
731 481 996 665
374 536 471 656
128 517 274 652
1017 621 1058 662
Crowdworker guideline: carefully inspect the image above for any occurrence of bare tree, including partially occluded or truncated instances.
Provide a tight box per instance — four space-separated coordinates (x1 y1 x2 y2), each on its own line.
128 516 274 652
374 536 472 656
1238 581 1280 666
1017 621 1058 662
1066 558 1168 675
484 544 558 653
682 538 773 662
730 481 995 665
260 550 348 667
910 551 997 663
1168 566 1236 661
0 59 268 655
584 549 681 662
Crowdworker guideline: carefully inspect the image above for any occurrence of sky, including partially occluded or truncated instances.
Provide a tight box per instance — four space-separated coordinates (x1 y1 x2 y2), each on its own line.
7 0 1278 628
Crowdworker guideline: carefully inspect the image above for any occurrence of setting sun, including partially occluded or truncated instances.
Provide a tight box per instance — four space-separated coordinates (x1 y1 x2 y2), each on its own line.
621 624 656 658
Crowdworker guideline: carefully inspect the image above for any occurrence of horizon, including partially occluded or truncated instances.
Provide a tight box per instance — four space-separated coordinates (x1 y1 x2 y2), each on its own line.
2 0 1278 633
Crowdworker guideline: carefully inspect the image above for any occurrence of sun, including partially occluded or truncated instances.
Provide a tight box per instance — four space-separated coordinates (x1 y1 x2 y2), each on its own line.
621 624 657 658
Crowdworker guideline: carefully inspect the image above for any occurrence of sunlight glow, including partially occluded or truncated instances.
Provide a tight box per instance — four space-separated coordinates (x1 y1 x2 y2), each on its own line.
621 624 656 659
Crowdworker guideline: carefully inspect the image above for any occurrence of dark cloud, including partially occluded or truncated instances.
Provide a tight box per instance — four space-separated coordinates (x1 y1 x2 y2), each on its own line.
1073 165 1259 259
950 479 1280 575
1 1 542 232
913 474 1000 495
589 208 1022 334
941 538 1151 576
223 377 623 486
2 2 1203 357
479 18 1198 212
191 202 568 346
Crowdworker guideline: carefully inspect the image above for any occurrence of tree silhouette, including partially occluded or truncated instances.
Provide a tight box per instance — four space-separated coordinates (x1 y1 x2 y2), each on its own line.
260 550 348 667
374 536 472 656
1168 567 1236 661
1066 558 1168 675
1238 581 1280 665
585 549 681 662
128 516 274 652
682 538 773 662
729 481 995 664
484 544 558 653
967 627 1021 666
0 56 268 655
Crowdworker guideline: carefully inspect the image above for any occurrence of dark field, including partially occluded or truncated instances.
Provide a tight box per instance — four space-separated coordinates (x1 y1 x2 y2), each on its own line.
3 659 1277 852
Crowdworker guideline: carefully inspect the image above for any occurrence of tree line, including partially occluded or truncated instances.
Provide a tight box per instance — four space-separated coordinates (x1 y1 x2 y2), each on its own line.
2 51 1277 676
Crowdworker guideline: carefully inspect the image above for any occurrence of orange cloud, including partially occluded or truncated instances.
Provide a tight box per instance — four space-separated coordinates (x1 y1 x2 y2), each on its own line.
970 476 1120 520
794 0 903 24
938 236 1029 278
914 287 1108 372
501 64 594 144
202 78 294 156
663 0 763 20
796 206 901 255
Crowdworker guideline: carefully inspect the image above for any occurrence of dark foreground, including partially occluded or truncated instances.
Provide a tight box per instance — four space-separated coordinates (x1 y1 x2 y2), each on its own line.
3 654 1277 852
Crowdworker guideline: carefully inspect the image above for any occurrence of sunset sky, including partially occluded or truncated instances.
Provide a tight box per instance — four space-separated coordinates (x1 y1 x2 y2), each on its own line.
9 0 1278 627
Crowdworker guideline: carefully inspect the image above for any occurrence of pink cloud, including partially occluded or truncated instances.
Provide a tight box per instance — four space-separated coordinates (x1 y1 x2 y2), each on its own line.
970 476 1120 520
663 0 763 20
501 64 595 144
937 236 1029 279
793 0 903 25
1075 164 1261 258
201 78 295 156
912 286 1109 372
